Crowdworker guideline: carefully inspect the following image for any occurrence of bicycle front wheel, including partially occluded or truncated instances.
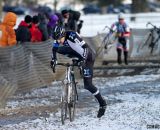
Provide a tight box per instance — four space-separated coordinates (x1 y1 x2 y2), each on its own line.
61 85 68 125
68 81 77 122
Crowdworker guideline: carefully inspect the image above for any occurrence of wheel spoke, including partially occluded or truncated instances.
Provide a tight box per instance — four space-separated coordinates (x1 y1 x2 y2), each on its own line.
68 82 77 122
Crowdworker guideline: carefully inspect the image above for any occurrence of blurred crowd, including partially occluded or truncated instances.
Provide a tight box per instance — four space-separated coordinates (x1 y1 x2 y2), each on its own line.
0 10 83 47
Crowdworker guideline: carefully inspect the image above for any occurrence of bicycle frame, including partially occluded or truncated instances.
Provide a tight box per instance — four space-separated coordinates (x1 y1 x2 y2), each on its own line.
64 65 74 104
137 22 160 54
136 29 154 53
96 26 117 56
147 22 160 53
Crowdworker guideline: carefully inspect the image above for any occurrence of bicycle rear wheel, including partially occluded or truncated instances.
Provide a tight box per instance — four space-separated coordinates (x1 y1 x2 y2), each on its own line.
68 81 77 122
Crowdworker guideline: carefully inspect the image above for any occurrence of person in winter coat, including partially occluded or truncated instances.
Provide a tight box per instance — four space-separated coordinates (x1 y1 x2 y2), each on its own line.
38 13 49 41
0 12 17 47
47 14 59 38
61 9 77 31
30 15 42 42
16 15 32 43
77 20 83 34
55 12 64 26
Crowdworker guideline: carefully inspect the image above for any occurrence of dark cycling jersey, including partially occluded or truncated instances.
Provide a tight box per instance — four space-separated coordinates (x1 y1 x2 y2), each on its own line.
53 31 87 59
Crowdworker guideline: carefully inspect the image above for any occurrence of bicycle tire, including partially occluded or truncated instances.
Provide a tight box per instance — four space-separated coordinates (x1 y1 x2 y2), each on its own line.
68 77 77 122
61 85 68 125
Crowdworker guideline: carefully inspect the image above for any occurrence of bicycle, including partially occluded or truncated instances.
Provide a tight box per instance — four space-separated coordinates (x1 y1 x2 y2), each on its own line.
137 22 160 54
52 58 81 125
96 25 117 56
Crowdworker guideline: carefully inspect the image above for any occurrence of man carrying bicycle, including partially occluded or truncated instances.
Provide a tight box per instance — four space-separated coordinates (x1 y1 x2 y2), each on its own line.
50 25 106 118
111 13 131 65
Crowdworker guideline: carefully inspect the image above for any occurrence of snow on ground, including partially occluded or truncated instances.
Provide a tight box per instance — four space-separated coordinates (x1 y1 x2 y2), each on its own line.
0 74 160 130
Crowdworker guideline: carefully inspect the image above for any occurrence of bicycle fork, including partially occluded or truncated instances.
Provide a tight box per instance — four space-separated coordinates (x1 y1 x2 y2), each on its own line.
62 66 78 105
61 67 72 104
67 67 78 103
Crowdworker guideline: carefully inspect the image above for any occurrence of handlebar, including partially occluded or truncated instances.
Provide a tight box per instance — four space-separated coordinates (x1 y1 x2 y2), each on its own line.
103 25 115 33
56 62 80 67
146 22 160 30
146 22 160 34
52 59 83 73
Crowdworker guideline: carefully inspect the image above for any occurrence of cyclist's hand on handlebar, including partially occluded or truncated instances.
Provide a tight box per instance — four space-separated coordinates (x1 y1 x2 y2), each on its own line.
50 59 57 73
110 28 114 33
50 59 56 67
77 60 85 67
116 32 123 37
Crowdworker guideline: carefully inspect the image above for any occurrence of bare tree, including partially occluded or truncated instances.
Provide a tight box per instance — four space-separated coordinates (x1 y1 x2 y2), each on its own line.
132 0 149 13
23 0 38 6
78 0 122 7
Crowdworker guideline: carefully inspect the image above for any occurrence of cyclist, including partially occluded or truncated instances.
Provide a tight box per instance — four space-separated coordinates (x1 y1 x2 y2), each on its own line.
111 13 130 65
50 25 106 118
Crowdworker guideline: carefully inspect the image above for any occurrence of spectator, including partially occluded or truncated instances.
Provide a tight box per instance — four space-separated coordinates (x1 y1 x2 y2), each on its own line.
0 12 17 47
16 15 32 43
77 20 83 34
47 14 59 38
61 9 77 31
55 12 63 26
38 13 49 41
30 15 42 42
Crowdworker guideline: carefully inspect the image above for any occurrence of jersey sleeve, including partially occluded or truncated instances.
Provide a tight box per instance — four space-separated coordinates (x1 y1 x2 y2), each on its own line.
67 31 85 47
123 25 131 37
111 22 118 32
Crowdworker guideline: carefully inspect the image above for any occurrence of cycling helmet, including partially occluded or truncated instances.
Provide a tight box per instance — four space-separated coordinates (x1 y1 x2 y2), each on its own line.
53 25 65 40
118 13 124 20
